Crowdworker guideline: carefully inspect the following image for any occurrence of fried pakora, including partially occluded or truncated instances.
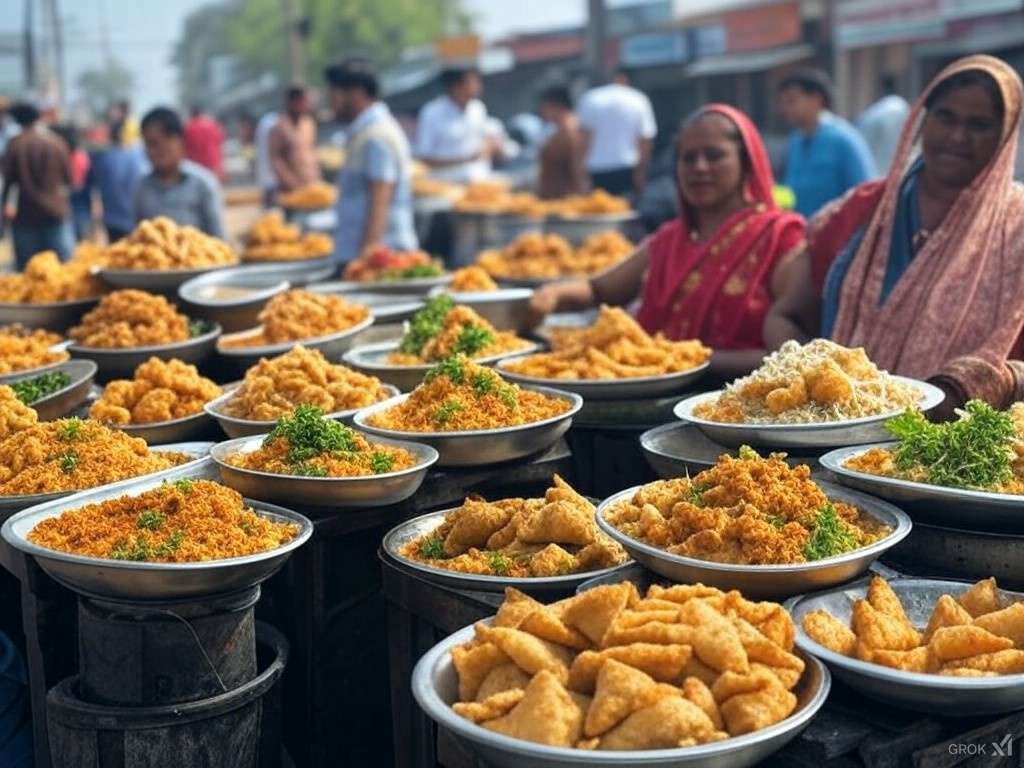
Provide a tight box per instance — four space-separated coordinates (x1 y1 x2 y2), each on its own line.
69 290 191 348
242 211 333 262
449 266 499 292
503 306 709 380
90 357 221 425
0 385 38 439
695 339 921 424
449 581 802 750
0 326 68 373
801 576 1024 676
218 290 369 348
602 447 891 565
400 475 626 577
0 248 105 303
367 355 571 432
278 182 337 210
105 217 237 270
28 479 299 561
477 230 632 280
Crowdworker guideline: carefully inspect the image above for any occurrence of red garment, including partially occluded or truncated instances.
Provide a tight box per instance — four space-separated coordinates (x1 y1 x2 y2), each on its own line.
636 104 805 349
184 115 225 179
70 148 90 190
807 180 885 291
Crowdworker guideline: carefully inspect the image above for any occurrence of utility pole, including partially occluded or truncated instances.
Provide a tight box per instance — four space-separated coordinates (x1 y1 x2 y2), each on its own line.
23 0 36 91
584 0 608 85
46 0 65 109
279 0 306 84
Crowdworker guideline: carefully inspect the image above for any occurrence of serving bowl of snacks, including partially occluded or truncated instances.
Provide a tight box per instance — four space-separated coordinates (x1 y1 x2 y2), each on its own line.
240 210 334 266
596 447 912 599
4 359 97 421
0 326 71 383
497 306 711 400
339 244 451 294
383 475 630 592
789 576 1024 715
2 465 311 601
412 579 830 768
0 248 105 330
477 230 634 289
674 340 944 449
211 405 437 508
353 355 581 467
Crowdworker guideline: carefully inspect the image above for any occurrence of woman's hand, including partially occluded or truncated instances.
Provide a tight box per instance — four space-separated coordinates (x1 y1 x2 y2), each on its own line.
527 284 561 329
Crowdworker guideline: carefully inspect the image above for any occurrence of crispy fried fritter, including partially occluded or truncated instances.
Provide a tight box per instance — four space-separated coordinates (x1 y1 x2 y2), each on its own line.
90 357 221 425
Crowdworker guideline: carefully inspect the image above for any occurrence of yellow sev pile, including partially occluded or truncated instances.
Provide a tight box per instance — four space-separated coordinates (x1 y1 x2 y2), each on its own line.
28 479 299 562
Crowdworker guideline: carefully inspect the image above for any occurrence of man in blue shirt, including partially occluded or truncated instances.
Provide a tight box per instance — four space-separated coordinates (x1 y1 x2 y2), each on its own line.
87 122 149 241
324 58 417 263
779 69 877 218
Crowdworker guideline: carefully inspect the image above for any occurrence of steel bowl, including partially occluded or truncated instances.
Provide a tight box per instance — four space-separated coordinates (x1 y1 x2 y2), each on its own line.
595 480 913 599
884 522 1024 589
432 287 535 333
674 378 945 449
0 441 212 524
820 443 1024 533
216 313 374 367
4 359 96 421
0 297 98 332
412 619 830 768
0 351 72 384
786 578 1024 715
1 461 311 601
382 509 633 593
640 423 824 480
210 433 437 508
203 383 400 438
311 274 452 296
98 263 239 293
544 212 639 245
497 358 710 401
117 410 216 445
68 325 222 382
343 340 541 392
307 286 424 324
353 386 582 467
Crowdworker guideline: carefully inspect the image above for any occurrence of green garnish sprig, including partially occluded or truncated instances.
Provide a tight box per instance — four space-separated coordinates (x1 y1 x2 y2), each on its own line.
58 417 83 441
381 263 445 281
11 371 71 404
433 400 463 427
452 324 494 356
886 400 1016 489
268 404 359 467
802 502 858 561
399 295 454 354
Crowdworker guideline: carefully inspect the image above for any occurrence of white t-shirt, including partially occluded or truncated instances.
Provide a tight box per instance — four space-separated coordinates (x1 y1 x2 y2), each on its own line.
857 94 910 175
577 83 657 172
254 111 279 190
414 95 490 183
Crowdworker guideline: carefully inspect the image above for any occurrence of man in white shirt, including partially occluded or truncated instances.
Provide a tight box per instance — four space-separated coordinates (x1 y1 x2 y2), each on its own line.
857 74 910 174
414 68 496 183
254 110 279 207
577 68 657 196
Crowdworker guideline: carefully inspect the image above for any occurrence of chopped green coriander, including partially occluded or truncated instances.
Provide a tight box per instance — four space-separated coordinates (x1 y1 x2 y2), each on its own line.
425 355 466 384
432 399 463 427
11 371 71 404
452 324 494 356
58 417 83 441
136 510 165 530
153 530 185 558
398 295 454 354
268 404 359 466
803 503 858 561
488 552 511 575
59 450 78 474
419 536 445 559
370 451 395 474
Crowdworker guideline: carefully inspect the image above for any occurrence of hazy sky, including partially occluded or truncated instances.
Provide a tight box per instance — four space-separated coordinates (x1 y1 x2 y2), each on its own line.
0 0 640 111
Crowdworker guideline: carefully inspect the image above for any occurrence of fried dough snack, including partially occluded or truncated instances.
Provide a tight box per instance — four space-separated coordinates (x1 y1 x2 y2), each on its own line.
219 290 369 348
449 266 498 292
695 339 921 424
602 448 890 565
477 230 632 280
90 357 221 425
546 189 631 217
0 248 105 303
504 306 709 381
0 417 188 496
367 355 570 432
27 479 299 562
0 326 68 373
0 385 38 439
399 475 627 577
278 182 337 209
802 576 1024 676
449 581 802 750
222 345 390 421
242 211 333 262
105 217 237 270
69 290 191 348
387 304 531 365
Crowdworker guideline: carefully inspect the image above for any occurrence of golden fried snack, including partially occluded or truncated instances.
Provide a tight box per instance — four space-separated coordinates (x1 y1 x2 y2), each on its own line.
852 600 921 653
219 290 369 348
449 266 498 292
222 346 390 421
453 642 512 701
474 624 574 682
386 303 531 365
869 647 933 673
713 667 797 736
480 671 586 747
454 689 525 723
477 230 633 280
941 650 1024 675
27 479 298 561
0 248 105 303
90 357 221 425
278 182 337 210
695 339 921 424
547 189 631 217
974 603 1024 647
0 326 68 373
928 625 1013 662
0 385 38 439
505 306 710 381
922 595 974 643
476 664 533 701
105 217 236 270
802 610 858 656
69 290 190 348
243 211 332 262
958 578 1005 617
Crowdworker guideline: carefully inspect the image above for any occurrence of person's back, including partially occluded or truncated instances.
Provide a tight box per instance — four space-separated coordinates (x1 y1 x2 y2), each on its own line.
90 141 148 240
184 112 225 179
577 74 656 194
255 111 279 206
858 93 910 174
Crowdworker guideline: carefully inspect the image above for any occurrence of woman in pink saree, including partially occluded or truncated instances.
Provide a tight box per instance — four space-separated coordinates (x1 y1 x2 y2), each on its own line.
766 55 1024 416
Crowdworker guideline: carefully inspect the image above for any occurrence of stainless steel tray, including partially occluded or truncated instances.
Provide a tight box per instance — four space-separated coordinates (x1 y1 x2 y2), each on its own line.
640 422 823 479
430 288 534 333
820 443 1024 533
210 433 437 508
412 619 830 768
98 263 238 292
382 509 633 593
674 378 945 449
0 441 212 521
178 263 302 333
308 289 424 324
595 480 913 599
353 386 582 467
117 410 216 445
5 359 96 421
216 314 374 366
204 383 400 438
68 325 221 381
787 578 1024 715
1 460 311 601
0 297 98 332
497 359 709 401
885 522 1024 589
312 274 452 296
544 211 639 245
